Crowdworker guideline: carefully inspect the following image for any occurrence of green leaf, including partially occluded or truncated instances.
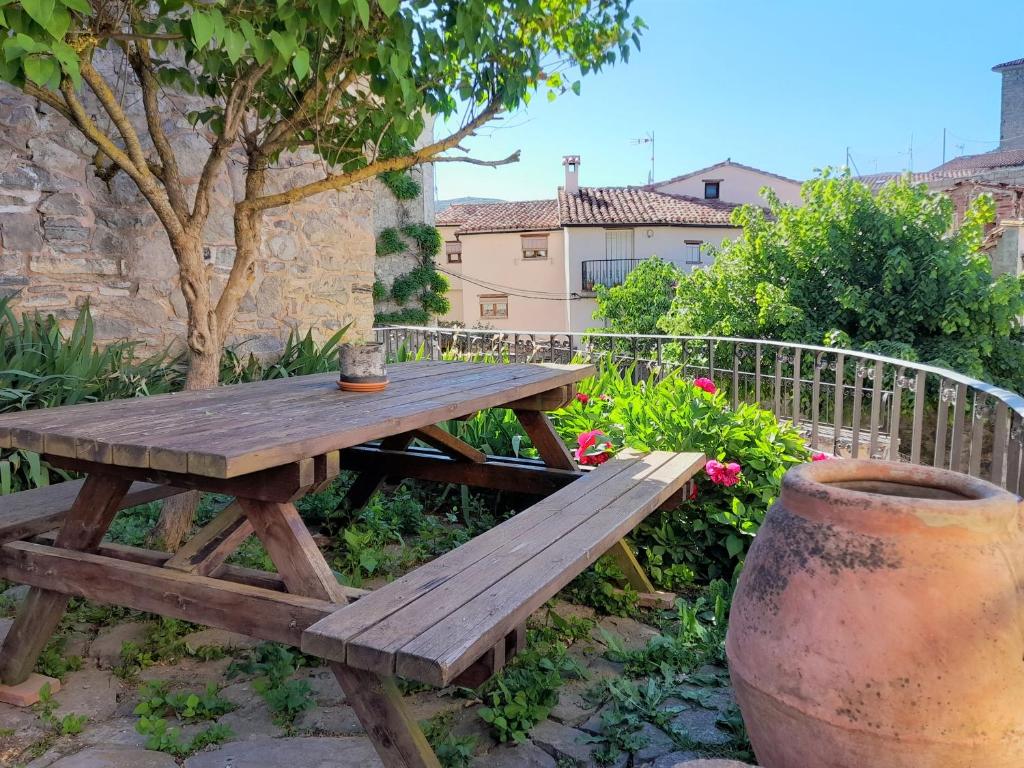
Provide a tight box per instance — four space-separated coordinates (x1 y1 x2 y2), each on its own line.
58 0 92 14
40 5 70 40
269 30 295 60
317 0 340 26
292 46 310 80
50 38 79 86
725 534 744 558
23 54 57 87
224 28 245 64
377 0 398 15
354 0 369 27
191 11 214 48
21 0 54 28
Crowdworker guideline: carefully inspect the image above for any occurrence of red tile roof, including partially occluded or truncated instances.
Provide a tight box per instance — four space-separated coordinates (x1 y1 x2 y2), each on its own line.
931 148 1024 172
993 57 1024 71
437 199 559 234
558 186 738 226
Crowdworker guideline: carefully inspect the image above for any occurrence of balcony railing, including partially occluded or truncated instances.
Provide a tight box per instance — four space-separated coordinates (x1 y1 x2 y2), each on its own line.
373 325 1024 495
581 258 642 292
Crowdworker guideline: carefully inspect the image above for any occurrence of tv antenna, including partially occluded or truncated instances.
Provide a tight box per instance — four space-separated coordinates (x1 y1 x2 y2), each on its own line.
630 131 654 184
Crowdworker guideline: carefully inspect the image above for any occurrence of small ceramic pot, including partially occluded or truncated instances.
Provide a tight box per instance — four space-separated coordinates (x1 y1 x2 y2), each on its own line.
338 342 388 392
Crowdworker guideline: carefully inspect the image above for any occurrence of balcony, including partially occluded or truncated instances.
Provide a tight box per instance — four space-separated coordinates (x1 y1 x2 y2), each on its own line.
581 258 642 292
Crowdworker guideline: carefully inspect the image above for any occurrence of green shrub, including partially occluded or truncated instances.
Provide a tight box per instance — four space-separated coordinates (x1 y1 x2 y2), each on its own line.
380 171 422 201
402 223 442 258
376 227 406 257
551 363 810 586
372 278 388 302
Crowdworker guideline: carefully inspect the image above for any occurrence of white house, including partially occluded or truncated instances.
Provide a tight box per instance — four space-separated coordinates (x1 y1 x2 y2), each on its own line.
435 156 802 333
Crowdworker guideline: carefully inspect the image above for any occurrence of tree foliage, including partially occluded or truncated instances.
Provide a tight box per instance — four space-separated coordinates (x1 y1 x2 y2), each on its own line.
592 256 681 335
660 171 1024 388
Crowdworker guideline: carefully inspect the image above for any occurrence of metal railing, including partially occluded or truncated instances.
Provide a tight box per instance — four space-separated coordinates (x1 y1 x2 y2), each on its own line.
581 258 643 292
373 325 1024 494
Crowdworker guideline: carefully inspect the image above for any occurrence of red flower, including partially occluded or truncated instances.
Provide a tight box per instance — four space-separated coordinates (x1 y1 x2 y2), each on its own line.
575 429 614 466
693 377 717 394
811 452 832 462
688 483 698 501
706 459 742 487
575 393 590 404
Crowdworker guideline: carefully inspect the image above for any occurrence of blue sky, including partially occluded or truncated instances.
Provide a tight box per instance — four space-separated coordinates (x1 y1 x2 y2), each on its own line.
435 0 1023 201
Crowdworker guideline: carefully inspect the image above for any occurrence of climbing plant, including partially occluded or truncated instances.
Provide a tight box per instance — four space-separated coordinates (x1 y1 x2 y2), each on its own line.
374 224 449 326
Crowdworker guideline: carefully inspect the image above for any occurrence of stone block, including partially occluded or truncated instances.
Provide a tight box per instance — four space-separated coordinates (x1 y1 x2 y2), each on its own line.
45 746 179 768
0 190 40 213
39 192 87 218
89 622 149 669
182 737 385 768
0 275 28 299
530 718 627 768
32 254 120 276
53 668 121 722
0 213 42 252
43 217 90 244
472 742 556 768
0 672 60 707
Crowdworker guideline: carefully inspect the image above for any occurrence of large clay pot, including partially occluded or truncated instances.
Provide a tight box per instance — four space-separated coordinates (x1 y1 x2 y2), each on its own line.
726 459 1024 767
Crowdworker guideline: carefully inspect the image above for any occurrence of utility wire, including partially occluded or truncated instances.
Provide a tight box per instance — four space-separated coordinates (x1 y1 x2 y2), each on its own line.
436 265 586 301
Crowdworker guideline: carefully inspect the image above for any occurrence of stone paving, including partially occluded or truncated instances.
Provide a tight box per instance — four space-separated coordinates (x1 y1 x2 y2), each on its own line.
0 590 756 768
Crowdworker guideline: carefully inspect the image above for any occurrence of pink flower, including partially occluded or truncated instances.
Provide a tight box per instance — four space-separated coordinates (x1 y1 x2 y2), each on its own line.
599 394 611 402
705 459 742 487
575 429 613 466
811 452 832 462
693 377 717 394
575 393 590 404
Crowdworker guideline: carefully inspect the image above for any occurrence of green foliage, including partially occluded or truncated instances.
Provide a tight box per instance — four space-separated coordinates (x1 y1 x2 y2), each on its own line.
661 170 1024 390
135 716 232 757
477 623 586 743
35 683 89 737
373 278 388 302
375 307 431 326
227 643 314 727
402 223 443 259
551 363 810 586
220 326 350 384
380 171 422 201
133 681 234 722
593 256 682 335
563 555 639 617
34 634 83 681
376 227 406 257
115 618 195 679
421 713 477 768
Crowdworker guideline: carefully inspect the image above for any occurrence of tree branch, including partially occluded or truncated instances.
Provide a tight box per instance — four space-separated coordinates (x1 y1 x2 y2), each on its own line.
79 57 152 177
127 7 187 220
432 151 521 167
59 78 185 241
243 100 504 213
189 61 272 232
22 82 76 123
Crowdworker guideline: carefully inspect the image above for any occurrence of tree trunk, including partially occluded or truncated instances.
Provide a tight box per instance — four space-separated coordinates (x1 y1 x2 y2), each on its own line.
150 235 222 551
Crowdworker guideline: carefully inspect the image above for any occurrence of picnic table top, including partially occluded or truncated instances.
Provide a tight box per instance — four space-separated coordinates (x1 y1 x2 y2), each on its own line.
0 360 593 479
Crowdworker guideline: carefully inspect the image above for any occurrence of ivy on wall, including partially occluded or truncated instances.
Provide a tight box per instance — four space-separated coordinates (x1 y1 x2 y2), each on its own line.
374 219 450 326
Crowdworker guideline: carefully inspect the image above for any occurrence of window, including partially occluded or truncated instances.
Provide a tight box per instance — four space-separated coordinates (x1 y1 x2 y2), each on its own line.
445 241 462 263
684 240 703 264
479 294 508 319
704 181 720 200
604 229 634 259
521 234 548 259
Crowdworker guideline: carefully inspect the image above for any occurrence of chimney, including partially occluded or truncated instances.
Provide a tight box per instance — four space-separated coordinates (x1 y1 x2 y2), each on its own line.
994 58 1024 150
563 155 581 196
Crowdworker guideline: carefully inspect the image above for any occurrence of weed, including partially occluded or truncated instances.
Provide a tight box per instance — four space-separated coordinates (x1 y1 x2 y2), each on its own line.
133 681 234 721
227 643 315 728
34 684 88 737
563 556 640 617
114 618 196 679
34 634 83 681
421 712 476 768
135 716 232 757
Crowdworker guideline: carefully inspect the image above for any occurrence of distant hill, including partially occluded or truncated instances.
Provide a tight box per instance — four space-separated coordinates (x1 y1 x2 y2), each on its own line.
436 196 504 212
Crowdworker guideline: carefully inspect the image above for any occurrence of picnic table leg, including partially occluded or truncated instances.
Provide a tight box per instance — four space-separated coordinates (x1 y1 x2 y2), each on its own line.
516 409 676 609
345 434 415 510
235 496 440 767
0 474 131 688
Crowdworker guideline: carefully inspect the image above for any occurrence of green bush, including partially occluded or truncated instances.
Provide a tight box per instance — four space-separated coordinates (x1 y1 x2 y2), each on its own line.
551 363 810 586
375 227 406 257
380 171 422 201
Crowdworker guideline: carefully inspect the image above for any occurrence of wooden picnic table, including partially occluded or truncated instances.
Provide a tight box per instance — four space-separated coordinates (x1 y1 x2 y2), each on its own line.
0 360 704 767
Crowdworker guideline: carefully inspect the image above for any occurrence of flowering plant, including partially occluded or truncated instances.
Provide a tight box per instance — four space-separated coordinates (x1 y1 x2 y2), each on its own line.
693 377 717 394
575 392 590 404
575 429 614 466
705 459 742 486
811 451 832 461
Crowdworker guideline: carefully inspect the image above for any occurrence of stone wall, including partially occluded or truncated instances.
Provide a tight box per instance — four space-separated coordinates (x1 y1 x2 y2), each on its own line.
0 74 433 359
998 63 1024 151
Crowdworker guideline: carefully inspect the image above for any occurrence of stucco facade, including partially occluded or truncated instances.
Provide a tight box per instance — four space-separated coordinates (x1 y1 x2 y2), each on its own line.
565 224 740 332
651 160 802 207
437 225 569 331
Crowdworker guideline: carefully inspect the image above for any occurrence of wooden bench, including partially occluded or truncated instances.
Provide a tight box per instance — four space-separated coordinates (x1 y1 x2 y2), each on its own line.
303 450 705 687
0 479 185 546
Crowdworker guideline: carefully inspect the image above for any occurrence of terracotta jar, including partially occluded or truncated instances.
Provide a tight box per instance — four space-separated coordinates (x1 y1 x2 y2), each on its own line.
727 459 1024 768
